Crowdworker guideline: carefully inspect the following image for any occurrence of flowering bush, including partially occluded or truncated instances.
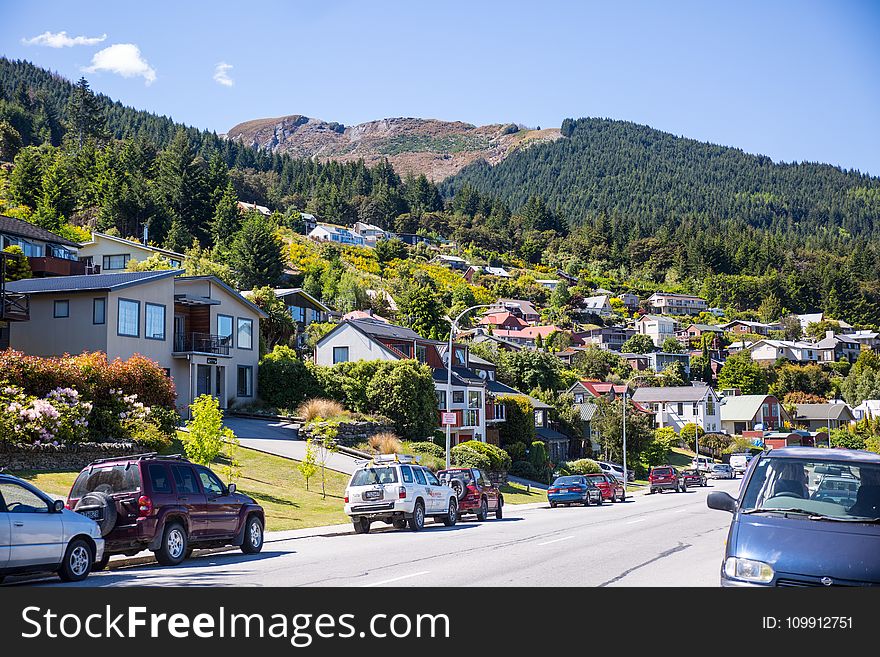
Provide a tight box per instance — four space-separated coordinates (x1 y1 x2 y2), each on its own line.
0 385 92 446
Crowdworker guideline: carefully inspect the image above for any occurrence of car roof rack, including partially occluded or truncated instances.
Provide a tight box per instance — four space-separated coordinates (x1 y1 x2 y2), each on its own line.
87 452 188 466
372 453 420 464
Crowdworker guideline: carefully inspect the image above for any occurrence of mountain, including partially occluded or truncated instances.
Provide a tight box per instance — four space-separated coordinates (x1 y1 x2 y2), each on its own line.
224 115 561 181
442 117 880 238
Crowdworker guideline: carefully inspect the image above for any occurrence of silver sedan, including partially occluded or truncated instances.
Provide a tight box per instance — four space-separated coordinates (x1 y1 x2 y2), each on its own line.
0 474 104 584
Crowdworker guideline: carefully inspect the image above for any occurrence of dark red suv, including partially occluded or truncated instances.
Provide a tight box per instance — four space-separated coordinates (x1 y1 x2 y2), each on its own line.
67 453 265 568
649 466 687 494
585 473 626 502
437 468 503 520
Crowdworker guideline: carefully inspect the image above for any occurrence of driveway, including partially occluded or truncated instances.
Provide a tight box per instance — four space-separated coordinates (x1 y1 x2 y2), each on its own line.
223 416 362 475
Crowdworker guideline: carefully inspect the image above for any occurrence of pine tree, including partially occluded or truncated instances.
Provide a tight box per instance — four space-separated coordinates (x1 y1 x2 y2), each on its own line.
229 214 285 289
2 245 33 281
65 77 107 151
164 217 194 253
155 130 212 244
34 155 73 231
8 146 44 208
210 182 242 246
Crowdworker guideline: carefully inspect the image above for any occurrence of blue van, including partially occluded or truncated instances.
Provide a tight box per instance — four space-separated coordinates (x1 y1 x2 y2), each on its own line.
707 447 880 587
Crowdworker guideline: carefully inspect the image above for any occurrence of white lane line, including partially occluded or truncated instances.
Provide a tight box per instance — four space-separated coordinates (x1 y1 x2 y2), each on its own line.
537 536 574 546
626 518 647 524
360 571 430 587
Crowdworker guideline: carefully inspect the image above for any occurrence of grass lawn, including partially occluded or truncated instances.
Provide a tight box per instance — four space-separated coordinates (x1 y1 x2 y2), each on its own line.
499 482 547 505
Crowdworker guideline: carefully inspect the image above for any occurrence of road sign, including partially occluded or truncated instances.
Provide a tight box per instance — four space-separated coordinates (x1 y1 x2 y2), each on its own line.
441 412 457 425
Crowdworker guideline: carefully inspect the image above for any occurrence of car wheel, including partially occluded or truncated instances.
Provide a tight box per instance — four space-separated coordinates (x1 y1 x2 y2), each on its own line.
392 518 407 530
409 501 425 531
476 498 489 521
619 491 626 502
92 553 111 572
550 501 557 508
595 495 602 506
154 523 188 566
495 498 503 519
241 515 264 554
353 517 371 534
583 496 590 507
58 538 93 582
442 499 458 527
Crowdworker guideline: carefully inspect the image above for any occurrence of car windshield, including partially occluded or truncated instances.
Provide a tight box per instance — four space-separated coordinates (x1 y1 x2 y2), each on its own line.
350 467 398 486
70 465 141 497
652 468 672 476
586 475 606 484
553 476 583 486
740 457 880 521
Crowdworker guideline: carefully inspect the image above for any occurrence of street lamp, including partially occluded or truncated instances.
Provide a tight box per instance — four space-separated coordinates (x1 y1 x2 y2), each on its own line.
442 304 494 468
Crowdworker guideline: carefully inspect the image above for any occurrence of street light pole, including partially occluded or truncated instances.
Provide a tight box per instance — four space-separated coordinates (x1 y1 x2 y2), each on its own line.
443 304 494 469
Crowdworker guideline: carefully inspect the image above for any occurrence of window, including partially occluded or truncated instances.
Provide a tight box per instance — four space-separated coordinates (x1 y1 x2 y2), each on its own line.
465 409 479 426
692 402 699 415
494 404 506 421
117 298 140 337
425 470 440 486
93 298 106 324
413 468 427 485
333 346 349 364
289 305 305 323
102 254 130 270
237 366 253 397
171 465 199 494
707 396 715 415
454 347 467 366
198 468 226 496
0 481 50 513
435 390 446 409
468 391 481 408
400 466 414 484
453 391 464 404
147 464 172 493
416 345 427 364
145 303 166 340
237 318 253 350
53 300 69 318
71 465 141 497
677 403 684 416
217 314 233 341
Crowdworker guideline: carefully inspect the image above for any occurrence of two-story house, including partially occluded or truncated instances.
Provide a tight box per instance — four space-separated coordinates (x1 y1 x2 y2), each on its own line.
720 393 788 435
314 318 488 444
477 311 528 331
78 232 185 272
676 323 724 345
491 298 541 324
646 292 708 316
635 314 677 347
631 385 722 434
308 223 366 247
720 320 776 337
747 339 819 365
1 214 86 277
579 294 613 317
619 292 640 311
815 331 862 363
351 222 390 247
576 326 635 351
5 271 265 413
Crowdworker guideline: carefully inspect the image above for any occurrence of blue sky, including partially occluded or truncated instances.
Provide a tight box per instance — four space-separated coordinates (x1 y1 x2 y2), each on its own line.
2 0 879 174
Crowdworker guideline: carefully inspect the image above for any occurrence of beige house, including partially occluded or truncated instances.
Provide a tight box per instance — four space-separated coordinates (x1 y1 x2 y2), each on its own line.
6 271 265 413
78 232 185 272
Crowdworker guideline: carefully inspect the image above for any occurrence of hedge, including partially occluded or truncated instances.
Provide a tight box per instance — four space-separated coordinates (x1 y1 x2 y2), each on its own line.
408 441 445 459
258 346 321 409
558 458 602 475
457 440 511 473
450 444 491 470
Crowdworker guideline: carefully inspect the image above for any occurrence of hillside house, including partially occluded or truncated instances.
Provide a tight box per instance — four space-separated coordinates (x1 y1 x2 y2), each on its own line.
308 223 366 247
646 292 708 316
815 331 862 363
0 214 86 277
795 403 856 431
719 394 788 435
575 326 635 351
631 385 722 433
78 232 184 272
579 294 613 317
492 298 541 324
747 340 819 365
635 314 677 347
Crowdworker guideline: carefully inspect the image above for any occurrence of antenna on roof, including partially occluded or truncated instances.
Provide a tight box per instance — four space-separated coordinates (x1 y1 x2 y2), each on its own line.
143 223 148 246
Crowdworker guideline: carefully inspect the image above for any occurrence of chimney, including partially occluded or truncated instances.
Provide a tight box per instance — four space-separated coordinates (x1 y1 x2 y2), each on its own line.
826 330 835 340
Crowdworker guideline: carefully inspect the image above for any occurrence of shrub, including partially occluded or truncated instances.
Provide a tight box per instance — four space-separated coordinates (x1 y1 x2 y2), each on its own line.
258 346 321 409
680 423 705 448
297 398 346 422
829 429 866 450
368 431 402 454
529 440 552 483
510 460 538 480
182 395 236 465
127 419 173 451
408 441 445 459
562 458 602 475
148 406 182 436
450 444 491 470
364 361 437 439
504 441 527 462
497 395 535 446
642 426 678 467
456 440 511 473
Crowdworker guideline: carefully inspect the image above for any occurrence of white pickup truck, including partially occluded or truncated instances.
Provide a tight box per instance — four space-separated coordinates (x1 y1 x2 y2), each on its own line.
729 453 754 477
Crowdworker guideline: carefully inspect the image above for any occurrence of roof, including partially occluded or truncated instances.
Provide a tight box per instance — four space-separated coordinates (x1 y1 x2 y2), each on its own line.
341 310 390 323
575 402 598 421
631 386 713 403
571 381 629 397
6 269 179 294
81 232 185 259
720 395 774 421
581 295 611 308
495 298 540 316
344 318 425 341
816 334 860 348
483 266 511 277
648 292 706 301
684 323 723 332
477 311 527 327
431 368 471 387
536 426 568 442
467 353 496 368
637 314 675 323
795 403 855 421
0 214 81 248
175 276 268 318
259 287 331 313
763 447 880 464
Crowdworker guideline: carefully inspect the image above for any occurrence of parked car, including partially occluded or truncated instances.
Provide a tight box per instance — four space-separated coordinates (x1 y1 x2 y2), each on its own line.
708 447 880 586
682 469 708 487
598 461 635 482
649 466 687 493
729 453 755 477
548 475 603 508
1 473 104 584
691 456 713 472
585 473 626 502
66 453 264 568
345 455 458 533
709 463 735 480
437 467 503 520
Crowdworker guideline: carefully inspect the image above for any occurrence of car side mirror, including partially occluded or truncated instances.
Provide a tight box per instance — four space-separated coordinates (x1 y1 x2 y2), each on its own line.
707 492 737 513
53 499 65 513
227 483 237 495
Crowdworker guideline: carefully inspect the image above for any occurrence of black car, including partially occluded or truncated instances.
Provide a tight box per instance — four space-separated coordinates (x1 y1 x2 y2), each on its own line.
708 447 880 587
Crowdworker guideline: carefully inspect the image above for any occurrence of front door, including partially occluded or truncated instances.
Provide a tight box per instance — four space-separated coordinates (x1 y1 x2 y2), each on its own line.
196 364 211 398
215 366 226 408
0 481 64 567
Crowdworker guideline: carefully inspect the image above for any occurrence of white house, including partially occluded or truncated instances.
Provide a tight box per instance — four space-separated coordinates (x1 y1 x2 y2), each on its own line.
308 223 366 247
747 339 819 364
580 294 612 317
352 221 390 247
853 400 880 421
646 292 708 316
536 279 560 291
636 314 677 347
631 385 722 434
78 232 185 272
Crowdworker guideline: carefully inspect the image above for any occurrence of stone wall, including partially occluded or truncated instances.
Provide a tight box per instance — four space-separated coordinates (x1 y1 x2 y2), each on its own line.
0 442 144 472
299 420 396 448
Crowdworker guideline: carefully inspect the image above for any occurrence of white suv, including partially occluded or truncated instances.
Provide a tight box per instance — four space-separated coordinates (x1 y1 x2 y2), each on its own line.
344 455 458 534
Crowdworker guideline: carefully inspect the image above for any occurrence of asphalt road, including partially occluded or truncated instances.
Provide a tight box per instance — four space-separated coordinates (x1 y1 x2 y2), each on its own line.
24 478 741 588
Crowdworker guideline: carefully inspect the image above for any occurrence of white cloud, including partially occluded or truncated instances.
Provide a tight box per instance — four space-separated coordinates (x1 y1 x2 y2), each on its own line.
22 30 107 48
83 44 156 85
213 62 234 87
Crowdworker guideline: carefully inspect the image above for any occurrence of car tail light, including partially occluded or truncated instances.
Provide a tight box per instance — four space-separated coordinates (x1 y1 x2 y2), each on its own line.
398 486 407 499
344 495 349 504
466 484 479 498
548 488 559 494
65 498 72 510
570 486 582 492
137 495 153 516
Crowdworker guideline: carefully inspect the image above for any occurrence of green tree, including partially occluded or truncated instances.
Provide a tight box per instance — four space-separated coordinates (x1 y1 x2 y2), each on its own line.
497 349 561 392
572 346 630 381
258 345 321 409
622 334 656 354
182 394 237 465
550 280 571 309
229 214 286 289
497 395 536 447
163 217 194 253
126 252 174 271
8 146 44 209
593 397 653 470
661 336 684 353
249 286 296 352
1 245 32 281
770 363 831 400
298 439 319 491
374 238 407 263
34 154 74 230
210 182 242 246
365 361 437 439
717 351 768 395
396 276 447 340
65 77 108 151
154 129 212 243
659 360 689 386
642 426 678 467
0 119 23 161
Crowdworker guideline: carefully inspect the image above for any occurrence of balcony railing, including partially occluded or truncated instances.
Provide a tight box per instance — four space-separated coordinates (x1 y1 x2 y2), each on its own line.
0 291 29 321
28 256 87 277
173 332 231 356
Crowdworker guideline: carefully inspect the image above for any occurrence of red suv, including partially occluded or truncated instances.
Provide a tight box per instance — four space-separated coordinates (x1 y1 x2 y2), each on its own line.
67 453 265 568
585 473 626 502
437 468 503 520
649 466 687 494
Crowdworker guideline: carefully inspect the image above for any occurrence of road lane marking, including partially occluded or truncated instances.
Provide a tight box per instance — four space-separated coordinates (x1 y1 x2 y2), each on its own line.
537 536 574 546
626 518 647 524
360 571 430 587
